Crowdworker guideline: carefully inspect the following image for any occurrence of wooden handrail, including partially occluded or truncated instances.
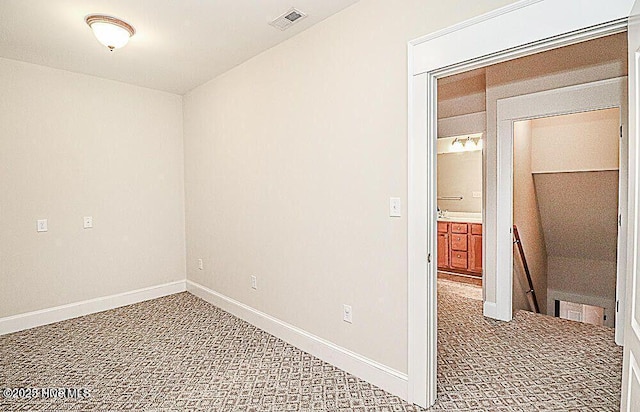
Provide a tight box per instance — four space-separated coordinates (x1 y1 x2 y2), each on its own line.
513 225 540 313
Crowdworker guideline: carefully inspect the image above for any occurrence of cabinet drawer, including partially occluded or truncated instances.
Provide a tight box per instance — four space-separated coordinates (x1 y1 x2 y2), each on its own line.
471 224 482 235
451 223 468 234
451 234 468 251
437 222 448 233
451 251 468 269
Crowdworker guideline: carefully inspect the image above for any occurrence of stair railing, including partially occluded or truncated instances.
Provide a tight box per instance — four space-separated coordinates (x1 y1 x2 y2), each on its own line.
513 225 540 313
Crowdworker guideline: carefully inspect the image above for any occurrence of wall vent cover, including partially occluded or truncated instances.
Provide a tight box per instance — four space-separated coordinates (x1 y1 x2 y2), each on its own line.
269 8 307 31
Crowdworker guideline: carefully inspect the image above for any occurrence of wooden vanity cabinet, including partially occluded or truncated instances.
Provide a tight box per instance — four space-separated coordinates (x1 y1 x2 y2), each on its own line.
437 222 449 268
437 221 482 277
468 224 483 274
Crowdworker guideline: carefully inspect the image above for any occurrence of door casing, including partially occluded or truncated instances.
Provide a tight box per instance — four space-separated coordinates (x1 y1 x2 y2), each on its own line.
494 78 628 340
408 0 636 407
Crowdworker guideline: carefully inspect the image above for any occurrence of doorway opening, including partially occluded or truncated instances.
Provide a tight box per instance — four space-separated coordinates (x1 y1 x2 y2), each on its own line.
430 32 627 410
433 33 627 317
435 70 485 303
512 108 622 332
407 1 639 409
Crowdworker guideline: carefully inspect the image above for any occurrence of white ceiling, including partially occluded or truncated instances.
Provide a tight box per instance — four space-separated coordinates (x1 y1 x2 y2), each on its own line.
0 0 359 95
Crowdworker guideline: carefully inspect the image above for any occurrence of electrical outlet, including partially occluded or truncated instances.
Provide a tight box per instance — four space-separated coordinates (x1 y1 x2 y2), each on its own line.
37 219 48 232
251 275 257 290
472 191 482 198
197 259 204 270
343 304 352 323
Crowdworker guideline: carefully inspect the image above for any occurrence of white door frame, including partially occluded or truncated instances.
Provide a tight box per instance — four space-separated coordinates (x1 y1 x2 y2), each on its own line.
407 0 635 407
494 78 628 339
621 1 640 408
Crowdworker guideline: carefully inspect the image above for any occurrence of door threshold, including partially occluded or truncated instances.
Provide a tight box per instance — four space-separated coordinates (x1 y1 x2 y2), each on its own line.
438 271 482 286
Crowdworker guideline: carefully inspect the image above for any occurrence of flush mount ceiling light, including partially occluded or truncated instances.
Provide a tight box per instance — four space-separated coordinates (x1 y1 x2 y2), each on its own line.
85 15 135 51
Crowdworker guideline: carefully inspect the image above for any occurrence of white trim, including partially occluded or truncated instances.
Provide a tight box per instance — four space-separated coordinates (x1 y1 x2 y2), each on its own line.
186 280 408 400
495 117 515 321
622 13 640 406
0 280 186 335
482 301 498 319
408 0 635 407
407 72 433 406
409 0 543 47
532 168 620 174
497 78 627 120
437 112 486 139
626 352 640 411
495 77 628 339
411 1 630 76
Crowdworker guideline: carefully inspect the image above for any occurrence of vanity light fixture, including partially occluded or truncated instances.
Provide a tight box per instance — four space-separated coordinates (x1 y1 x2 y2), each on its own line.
85 15 135 51
450 136 482 152
464 137 483 151
451 138 465 152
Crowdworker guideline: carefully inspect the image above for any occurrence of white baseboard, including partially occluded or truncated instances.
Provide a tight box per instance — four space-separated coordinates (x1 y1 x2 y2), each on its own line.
186 280 409 400
0 280 186 335
483 300 513 321
483 300 497 318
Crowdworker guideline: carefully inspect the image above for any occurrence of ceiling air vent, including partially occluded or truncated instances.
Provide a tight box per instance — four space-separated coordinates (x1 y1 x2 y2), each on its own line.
269 7 307 31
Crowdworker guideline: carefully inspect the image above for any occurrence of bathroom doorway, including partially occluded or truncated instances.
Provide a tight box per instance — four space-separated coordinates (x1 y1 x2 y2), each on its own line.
435 134 484 288
435 71 485 298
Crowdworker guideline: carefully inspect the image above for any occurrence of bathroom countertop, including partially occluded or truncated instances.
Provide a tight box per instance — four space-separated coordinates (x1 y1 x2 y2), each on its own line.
437 212 482 224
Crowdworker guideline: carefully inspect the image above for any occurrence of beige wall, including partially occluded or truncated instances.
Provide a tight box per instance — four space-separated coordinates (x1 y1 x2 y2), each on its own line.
512 111 619 318
0 58 186 317
534 170 619 325
183 0 516 374
438 69 486 119
547 256 617 327
529 108 620 325
437 152 482 213
531 108 620 173
512 120 547 314
484 32 627 305
438 92 485 120
436 71 486 214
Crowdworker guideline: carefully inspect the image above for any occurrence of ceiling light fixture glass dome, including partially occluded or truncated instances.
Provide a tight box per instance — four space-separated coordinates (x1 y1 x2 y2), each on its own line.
85 15 135 51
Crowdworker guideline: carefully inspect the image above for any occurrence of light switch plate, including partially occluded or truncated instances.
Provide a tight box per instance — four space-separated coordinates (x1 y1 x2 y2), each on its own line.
37 219 48 232
389 197 401 217
472 191 482 198
83 216 93 229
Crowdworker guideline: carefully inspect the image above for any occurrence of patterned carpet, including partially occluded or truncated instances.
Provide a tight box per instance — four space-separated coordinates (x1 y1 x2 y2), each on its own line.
434 281 622 411
0 281 622 411
436 278 482 302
